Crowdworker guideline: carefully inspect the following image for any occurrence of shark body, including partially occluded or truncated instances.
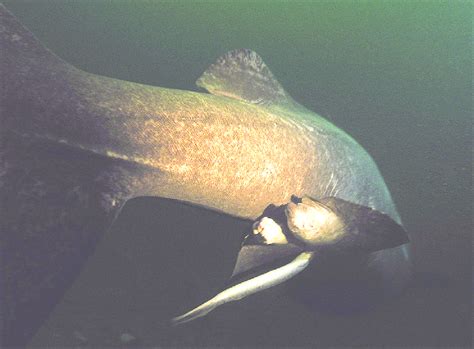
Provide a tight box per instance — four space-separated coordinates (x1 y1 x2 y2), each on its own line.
0 5 411 346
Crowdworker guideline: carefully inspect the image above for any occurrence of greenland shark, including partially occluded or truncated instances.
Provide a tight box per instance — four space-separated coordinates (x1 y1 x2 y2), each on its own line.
0 5 411 346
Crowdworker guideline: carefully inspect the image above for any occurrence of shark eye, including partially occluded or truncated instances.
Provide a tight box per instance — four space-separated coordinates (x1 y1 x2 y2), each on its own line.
252 217 288 244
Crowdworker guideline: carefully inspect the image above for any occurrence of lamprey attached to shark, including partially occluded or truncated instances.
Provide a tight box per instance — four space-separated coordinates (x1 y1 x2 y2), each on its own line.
0 5 411 346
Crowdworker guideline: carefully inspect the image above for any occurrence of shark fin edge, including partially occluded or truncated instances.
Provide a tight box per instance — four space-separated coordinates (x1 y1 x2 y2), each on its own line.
196 48 295 107
0 4 69 80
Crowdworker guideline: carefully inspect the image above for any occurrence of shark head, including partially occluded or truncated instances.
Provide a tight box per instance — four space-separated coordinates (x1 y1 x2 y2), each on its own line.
172 196 409 326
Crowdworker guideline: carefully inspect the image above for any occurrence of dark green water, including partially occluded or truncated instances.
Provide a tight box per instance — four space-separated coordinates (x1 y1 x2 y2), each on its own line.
3 1 471 347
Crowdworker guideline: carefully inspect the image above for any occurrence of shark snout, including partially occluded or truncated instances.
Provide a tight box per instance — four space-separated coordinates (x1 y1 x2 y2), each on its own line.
171 195 409 325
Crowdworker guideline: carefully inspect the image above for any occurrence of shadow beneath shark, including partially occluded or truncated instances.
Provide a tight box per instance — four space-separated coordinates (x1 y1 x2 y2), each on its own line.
29 198 459 347
29 198 249 346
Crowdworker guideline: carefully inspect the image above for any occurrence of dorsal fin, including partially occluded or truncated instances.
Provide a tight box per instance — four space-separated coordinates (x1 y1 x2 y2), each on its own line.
196 49 295 107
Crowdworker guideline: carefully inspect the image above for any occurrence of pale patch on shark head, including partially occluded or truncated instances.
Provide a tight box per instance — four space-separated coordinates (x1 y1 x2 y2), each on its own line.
285 197 345 245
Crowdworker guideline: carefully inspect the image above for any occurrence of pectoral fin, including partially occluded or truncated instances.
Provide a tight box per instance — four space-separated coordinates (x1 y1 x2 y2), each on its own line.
171 251 313 326
230 244 304 280
171 237 306 326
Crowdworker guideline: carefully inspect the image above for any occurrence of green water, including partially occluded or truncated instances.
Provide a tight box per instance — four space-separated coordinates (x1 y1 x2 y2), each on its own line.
3 1 471 347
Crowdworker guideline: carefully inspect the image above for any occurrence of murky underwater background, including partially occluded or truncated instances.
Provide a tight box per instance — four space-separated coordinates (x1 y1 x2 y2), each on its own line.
3 1 471 347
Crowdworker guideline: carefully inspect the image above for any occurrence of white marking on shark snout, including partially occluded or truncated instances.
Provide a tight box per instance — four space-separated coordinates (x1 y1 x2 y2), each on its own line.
252 217 287 244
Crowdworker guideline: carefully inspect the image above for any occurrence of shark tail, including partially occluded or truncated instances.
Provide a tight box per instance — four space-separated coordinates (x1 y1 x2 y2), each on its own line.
0 5 132 346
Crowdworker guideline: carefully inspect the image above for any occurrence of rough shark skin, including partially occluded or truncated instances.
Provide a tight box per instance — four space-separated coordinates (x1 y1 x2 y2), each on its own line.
0 5 411 346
